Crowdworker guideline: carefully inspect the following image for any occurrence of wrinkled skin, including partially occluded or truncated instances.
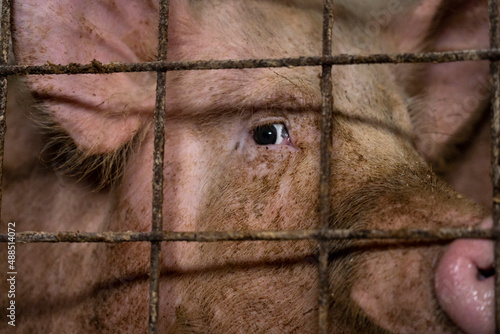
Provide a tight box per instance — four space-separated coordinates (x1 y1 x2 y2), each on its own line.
0 0 495 333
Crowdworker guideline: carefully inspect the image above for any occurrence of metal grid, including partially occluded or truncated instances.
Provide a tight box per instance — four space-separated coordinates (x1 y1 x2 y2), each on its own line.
0 0 499 333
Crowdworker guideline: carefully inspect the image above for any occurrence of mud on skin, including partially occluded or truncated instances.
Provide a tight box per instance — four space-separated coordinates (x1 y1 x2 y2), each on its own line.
0 0 495 333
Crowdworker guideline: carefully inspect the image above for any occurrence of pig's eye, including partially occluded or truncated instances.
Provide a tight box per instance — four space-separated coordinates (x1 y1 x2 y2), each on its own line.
253 124 289 145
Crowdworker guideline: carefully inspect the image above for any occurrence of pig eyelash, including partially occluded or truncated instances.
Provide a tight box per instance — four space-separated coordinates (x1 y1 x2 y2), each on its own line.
252 123 292 146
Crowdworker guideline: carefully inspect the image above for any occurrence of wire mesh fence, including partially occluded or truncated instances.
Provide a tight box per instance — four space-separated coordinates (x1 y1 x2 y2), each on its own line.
0 0 499 333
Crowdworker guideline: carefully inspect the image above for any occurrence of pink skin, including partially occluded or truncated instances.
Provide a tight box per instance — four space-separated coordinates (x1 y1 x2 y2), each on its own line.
435 217 495 334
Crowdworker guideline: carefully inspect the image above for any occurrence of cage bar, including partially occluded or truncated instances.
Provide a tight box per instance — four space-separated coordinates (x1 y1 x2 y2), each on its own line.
318 0 335 332
0 0 10 222
148 0 170 333
489 0 500 332
1 227 494 244
2 49 500 77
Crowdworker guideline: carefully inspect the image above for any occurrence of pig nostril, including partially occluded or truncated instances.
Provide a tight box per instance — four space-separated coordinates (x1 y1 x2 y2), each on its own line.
435 219 495 334
477 266 495 281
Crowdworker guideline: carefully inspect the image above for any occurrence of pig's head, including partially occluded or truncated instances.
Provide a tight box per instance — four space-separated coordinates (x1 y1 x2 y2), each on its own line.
4 0 493 333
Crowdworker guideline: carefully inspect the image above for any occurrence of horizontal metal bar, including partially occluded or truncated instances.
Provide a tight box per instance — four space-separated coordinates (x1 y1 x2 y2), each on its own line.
3 49 500 76
0 227 495 243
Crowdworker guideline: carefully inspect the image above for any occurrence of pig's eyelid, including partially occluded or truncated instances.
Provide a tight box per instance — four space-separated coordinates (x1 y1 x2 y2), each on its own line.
248 113 289 127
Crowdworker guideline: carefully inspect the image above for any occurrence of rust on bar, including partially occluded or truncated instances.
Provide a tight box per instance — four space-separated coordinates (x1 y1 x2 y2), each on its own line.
318 0 334 333
148 0 170 333
0 0 11 223
0 227 493 244
3 49 500 77
489 0 500 332
0 0 10 63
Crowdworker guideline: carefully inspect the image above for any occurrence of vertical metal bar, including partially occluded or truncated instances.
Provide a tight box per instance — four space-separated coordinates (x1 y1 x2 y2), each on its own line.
489 0 500 333
318 0 334 333
0 0 11 222
148 0 170 333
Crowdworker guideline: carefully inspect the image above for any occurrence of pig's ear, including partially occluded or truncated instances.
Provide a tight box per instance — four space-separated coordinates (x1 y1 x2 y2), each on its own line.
391 0 490 165
12 0 175 154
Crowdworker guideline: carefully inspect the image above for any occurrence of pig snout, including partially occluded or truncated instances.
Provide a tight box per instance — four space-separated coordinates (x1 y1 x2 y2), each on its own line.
435 217 495 334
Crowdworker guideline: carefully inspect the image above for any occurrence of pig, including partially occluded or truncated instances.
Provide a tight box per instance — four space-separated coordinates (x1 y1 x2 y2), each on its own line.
0 0 495 332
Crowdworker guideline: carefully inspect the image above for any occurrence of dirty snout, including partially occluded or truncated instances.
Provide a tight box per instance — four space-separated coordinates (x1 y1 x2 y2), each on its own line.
435 217 495 334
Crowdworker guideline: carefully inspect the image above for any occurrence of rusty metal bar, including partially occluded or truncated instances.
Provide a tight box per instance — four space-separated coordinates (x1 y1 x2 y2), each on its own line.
489 0 500 332
3 49 500 76
0 0 11 223
0 227 495 244
318 0 334 332
148 0 170 333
